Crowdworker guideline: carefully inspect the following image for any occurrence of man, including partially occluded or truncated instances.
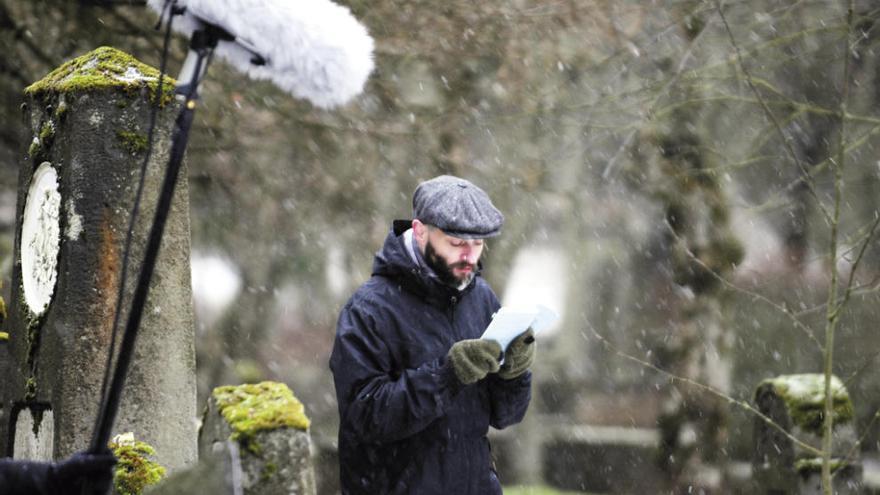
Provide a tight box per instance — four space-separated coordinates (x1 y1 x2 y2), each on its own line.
330 175 535 494
0 450 116 495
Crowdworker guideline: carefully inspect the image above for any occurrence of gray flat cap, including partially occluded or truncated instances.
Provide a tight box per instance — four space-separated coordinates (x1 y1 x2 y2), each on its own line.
412 175 504 238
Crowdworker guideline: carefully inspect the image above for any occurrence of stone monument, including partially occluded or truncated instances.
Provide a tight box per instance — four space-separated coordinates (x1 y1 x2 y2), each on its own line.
1 46 197 471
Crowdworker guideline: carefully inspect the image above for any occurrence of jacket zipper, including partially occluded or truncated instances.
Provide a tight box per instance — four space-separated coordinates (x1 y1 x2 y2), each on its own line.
448 296 458 340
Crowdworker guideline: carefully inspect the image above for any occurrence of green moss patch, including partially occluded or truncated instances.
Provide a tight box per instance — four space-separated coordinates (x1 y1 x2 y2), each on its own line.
54 100 68 118
212 381 311 453
109 432 166 495
25 46 176 105
116 130 148 154
0 293 7 326
260 461 278 481
28 138 41 158
23 376 36 401
758 374 854 432
39 121 55 141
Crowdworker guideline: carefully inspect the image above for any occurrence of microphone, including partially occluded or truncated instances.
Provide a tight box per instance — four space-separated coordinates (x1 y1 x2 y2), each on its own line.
147 0 375 108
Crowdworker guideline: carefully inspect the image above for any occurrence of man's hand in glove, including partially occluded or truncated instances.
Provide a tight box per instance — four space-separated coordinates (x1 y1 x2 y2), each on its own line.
448 339 502 385
498 329 535 380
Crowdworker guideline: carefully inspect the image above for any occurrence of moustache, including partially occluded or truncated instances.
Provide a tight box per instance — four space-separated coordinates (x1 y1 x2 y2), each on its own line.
450 262 475 271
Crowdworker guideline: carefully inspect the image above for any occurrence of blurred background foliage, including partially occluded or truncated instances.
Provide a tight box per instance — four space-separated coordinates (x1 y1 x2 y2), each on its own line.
3 0 880 492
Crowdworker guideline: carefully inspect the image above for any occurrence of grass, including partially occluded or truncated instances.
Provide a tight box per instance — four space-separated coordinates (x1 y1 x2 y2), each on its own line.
504 485 594 495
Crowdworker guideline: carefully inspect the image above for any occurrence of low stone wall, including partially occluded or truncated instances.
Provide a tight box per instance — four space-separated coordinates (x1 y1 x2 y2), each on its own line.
541 424 661 493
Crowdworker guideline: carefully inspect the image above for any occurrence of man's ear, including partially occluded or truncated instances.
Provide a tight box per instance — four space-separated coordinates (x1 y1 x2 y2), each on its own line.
412 219 429 250
412 219 426 239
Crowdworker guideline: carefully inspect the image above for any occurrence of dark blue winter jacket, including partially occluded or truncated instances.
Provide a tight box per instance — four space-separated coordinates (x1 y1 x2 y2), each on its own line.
330 221 532 495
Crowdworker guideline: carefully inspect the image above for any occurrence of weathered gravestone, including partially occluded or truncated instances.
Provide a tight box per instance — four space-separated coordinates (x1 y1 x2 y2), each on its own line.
200 381 317 495
0 46 197 470
753 374 862 494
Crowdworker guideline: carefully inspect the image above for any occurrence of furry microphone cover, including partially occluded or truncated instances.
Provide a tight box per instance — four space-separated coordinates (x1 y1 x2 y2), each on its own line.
147 0 374 108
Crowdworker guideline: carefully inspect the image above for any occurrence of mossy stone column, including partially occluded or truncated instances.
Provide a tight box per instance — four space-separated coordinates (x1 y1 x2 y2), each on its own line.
200 381 317 495
4 46 197 470
752 374 862 494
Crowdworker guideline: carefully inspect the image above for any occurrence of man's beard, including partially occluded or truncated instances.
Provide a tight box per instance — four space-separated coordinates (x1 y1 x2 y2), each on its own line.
424 239 475 288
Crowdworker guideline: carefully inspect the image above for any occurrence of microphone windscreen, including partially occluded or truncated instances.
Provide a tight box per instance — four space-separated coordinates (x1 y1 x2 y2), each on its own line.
147 0 374 108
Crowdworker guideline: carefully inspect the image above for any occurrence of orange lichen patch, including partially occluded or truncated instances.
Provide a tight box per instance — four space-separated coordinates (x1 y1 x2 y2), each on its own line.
96 210 120 347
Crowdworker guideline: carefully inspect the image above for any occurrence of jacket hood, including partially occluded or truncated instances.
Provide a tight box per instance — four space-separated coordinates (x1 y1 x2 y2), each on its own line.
371 220 478 307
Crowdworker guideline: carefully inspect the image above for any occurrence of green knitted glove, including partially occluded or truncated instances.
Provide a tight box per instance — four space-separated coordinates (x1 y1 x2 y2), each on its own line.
448 339 502 385
498 329 535 380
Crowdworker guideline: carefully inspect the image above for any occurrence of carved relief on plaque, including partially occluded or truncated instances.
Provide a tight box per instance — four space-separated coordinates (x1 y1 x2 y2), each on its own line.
21 162 61 316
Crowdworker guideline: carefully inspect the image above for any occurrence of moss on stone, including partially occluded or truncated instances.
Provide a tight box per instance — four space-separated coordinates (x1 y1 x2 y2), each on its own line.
212 381 311 454
0 293 7 326
39 121 55 141
54 100 68 118
25 46 176 105
18 281 46 400
24 376 36 401
109 432 166 495
116 130 148 154
28 138 41 158
21 284 45 392
260 461 278 481
759 374 854 433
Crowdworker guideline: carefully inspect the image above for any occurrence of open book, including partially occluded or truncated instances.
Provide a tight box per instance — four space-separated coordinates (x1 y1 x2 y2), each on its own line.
480 304 558 361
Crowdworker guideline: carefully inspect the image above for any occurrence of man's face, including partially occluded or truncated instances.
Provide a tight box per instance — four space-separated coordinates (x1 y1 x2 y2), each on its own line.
416 223 484 287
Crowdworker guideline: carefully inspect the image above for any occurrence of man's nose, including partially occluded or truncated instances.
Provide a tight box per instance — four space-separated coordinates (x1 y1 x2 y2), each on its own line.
461 248 475 263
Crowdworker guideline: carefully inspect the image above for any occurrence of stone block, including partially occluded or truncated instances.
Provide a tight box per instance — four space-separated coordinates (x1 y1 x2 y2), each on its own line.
5 46 196 470
200 381 316 495
8 47 197 469
752 374 862 494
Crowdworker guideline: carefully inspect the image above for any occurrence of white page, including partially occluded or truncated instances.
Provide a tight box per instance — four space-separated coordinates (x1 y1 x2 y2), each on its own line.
481 304 558 358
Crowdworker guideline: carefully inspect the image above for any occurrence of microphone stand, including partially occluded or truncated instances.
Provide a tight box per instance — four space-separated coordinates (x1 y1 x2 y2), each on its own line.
82 20 229 495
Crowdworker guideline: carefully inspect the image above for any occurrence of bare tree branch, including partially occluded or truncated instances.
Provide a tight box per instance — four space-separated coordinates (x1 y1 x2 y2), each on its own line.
830 214 880 321
601 4 713 179
662 218 824 351
714 0 832 225
819 3 855 492
587 322 824 457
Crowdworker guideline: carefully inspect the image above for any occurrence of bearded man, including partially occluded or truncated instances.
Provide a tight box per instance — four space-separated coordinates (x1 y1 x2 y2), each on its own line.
330 175 535 494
